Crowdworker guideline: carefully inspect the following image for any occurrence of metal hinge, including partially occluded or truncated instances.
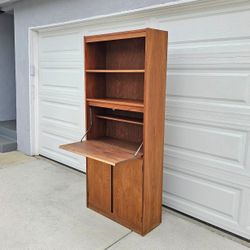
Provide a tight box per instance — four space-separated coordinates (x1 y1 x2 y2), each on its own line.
80 107 93 142
134 142 143 157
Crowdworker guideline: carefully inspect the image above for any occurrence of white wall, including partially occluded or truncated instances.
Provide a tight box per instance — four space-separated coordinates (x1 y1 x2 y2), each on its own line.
13 0 176 154
0 13 15 121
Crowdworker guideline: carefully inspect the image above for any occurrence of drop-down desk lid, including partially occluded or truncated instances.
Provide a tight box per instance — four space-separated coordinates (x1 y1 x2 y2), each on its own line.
60 137 143 166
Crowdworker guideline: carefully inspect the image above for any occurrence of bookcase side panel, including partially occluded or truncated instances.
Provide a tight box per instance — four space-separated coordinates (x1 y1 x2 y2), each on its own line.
142 29 168 234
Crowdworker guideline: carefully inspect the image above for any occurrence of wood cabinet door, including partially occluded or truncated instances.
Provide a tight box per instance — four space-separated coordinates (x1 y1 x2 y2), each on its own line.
113 158 143 232
87 158 111 214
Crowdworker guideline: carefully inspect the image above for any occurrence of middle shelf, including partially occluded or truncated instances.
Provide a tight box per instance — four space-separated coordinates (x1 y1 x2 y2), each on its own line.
87 98 144 112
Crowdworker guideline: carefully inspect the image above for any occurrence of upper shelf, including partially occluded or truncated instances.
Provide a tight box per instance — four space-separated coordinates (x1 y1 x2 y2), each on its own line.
60 137 143 166
87 98 144 113
86 69 145 73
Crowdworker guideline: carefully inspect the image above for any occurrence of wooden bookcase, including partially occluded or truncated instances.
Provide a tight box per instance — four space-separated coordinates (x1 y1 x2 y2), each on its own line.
60 28 168 235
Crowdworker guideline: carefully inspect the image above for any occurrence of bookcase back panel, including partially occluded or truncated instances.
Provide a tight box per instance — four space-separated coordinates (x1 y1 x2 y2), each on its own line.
106 38 145 70
106 73 144 100
106 120 142 143
85 38 145 70
105 109 143 120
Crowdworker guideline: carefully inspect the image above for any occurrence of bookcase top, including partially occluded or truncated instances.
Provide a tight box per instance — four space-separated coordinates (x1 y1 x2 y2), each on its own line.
85 28 167 43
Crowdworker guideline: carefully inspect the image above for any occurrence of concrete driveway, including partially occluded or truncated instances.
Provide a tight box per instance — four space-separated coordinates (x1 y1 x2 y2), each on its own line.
0 151 249 250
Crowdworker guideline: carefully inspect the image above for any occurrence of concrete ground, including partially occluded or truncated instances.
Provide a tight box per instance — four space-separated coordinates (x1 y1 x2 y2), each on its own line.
0 151 249 250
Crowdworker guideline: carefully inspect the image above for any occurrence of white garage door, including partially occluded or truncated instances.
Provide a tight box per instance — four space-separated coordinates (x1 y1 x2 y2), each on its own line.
38 30 86 171
158 9 250 239
35 1 250 239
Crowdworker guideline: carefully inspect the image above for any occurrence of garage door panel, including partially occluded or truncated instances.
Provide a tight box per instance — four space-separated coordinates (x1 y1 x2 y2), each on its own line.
40 32 81 52
40 50 81 62
41 115 79 130
166 101 250 130
40 68 82 90
159 7 250 43
39 146 82 170
167 72 250 104
164 153 250 187
165 102 250 174
39 130 83 163
40 130 74 148
40 100 81 126
167 97 250 114
163 194 239 229
163 192 240 228
165 121 246 164
168 36 250 69
40 120 82 141
39 131 85 170
163 169 241 221
39 61 82 69
40 87 80 98
165 148 247 180
38 31 85 171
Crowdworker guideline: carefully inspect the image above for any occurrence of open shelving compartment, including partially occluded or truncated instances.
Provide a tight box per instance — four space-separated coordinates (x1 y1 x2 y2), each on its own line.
62 32 145 165
60 29 168 235
85 34 145 116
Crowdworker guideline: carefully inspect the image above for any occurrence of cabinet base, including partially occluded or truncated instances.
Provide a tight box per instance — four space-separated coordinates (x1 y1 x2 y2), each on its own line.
87 204 161 236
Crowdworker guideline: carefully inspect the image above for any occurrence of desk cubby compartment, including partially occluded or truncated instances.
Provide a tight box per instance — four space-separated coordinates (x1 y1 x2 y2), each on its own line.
87 107 143 143
60 29 168 235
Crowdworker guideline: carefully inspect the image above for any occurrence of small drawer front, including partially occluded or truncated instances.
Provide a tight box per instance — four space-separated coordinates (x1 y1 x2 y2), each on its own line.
87 158 111 213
